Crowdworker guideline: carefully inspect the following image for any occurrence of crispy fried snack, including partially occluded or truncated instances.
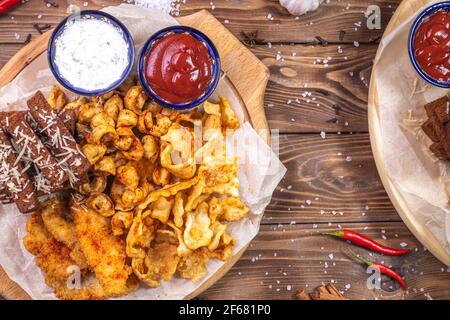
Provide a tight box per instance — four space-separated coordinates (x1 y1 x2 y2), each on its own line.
40 199 88 269
23 204 107 300
71 200 137 297
132 230 180 288
48 85 67 110
126 212 156 259
177 248 209 281
184 202 213 250
23 83 251 298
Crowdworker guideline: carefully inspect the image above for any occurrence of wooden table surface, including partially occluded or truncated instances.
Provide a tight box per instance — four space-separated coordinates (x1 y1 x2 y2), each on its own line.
0 0 449 300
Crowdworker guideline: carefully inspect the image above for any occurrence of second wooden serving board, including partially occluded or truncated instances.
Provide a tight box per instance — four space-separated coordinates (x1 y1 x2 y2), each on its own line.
368 0 450 267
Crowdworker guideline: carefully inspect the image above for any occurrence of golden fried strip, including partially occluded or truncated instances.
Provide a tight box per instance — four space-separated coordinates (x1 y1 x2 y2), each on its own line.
71 200 137 297
40 199 88 269
23 213 106 300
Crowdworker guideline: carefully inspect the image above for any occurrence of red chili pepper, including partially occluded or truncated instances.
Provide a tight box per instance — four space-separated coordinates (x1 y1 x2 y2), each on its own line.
347 250 407 289
0 0 21 14
371 262 407 289
323 229 410 256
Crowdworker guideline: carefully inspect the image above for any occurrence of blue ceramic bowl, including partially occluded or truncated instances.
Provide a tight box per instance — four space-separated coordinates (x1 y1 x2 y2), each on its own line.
408 2 450 88
48 10 135 96
138 26 221 110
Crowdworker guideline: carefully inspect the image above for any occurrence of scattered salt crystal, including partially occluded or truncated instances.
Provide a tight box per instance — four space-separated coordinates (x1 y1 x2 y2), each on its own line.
276 52 282 61
67 4 80 14
133 0 175 14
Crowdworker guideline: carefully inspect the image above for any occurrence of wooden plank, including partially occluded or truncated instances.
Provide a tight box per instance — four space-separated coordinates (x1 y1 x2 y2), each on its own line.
263 134 399 224
200 222 450 300
254 44 374 133
0 1 400 44
181 0 399 43
0 44 22 68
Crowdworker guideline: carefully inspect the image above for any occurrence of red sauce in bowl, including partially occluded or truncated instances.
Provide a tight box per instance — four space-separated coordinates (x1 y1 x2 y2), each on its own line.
144 33 213 104
413 9 450 82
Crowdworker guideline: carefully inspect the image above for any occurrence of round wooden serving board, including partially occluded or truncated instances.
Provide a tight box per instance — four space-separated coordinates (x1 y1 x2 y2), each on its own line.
368 0 450 267
0 10 270 300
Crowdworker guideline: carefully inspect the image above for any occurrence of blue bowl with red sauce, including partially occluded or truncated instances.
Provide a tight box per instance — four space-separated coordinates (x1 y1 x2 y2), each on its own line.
408 2 450 88
137 26 221 110
48 10 135 96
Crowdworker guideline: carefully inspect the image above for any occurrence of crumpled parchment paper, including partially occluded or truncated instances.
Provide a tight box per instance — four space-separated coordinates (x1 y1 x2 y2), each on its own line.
0 4 286 299
374 0 450 257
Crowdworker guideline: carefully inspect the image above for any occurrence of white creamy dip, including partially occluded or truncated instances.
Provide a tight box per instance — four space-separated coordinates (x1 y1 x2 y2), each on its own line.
53 17 130 91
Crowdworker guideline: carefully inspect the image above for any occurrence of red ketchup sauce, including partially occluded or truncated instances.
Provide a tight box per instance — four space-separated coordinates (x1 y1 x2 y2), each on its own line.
145 33 213 104
413 9 450 82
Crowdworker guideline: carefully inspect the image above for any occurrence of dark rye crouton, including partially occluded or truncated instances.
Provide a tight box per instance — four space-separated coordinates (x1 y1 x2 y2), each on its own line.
433 98 450 124
424 96 450 122
429 115 446 140
421 118 440 142
27 91 90 183
429 142 448 160
2 112 68 186
0 129 39 213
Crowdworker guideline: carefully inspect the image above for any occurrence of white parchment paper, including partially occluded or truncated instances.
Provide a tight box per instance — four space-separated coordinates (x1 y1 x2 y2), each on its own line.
374 0 450 257
0 4 286 299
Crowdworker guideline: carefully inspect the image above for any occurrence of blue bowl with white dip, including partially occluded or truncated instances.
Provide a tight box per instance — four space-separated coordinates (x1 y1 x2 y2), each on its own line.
48 10 135 96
